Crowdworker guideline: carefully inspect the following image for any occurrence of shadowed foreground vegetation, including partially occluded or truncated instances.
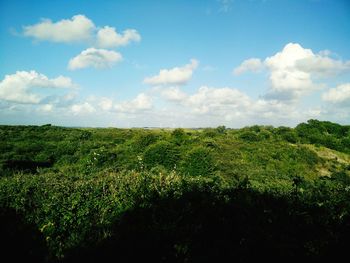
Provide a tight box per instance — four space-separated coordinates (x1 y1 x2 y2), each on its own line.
0 119 349 262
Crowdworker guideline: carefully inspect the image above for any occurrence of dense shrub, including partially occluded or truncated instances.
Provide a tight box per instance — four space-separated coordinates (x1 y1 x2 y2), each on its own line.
216 125 226 134
132 132 159 151
295 120 350 153
0 120 349 261
239 131 260 142
180 146 215 176
1 171 350 262
275 126 298 143
143 141 180 170
171 128 187 145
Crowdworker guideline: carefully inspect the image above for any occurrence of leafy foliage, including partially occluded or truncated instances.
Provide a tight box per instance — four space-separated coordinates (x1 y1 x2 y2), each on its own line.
0 120 349 262
180 146 215 176
142 141 180 170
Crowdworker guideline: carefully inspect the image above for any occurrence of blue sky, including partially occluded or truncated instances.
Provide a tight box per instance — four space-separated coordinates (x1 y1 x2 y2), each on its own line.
0 0 349 127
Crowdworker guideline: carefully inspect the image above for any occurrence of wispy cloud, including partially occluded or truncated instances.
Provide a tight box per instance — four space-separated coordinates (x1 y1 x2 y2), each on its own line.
218 0 233 13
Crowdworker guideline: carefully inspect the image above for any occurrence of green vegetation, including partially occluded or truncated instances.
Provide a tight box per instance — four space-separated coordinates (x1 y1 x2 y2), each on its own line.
0 120 350 262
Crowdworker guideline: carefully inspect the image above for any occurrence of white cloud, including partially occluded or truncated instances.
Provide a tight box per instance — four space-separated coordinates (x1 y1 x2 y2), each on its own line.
144 59 199 86
322 83 350 105
68 48 122 70
264 43 316 99
159 87 187 102
264 43 314 70
85 96 115 111
22 14 142 49
38 104 54 112
295 55 350 76
98 97 114 111
233 58 264 75
185 86 251 114
0 82 338 127
23 15 95 43
235 43 350 101
23 15 141 71
41 92 78 108
0 71 75 104
96 26 141 48
154 85 317 125
71 102 96 115
248 99 297 120
115 93 153 113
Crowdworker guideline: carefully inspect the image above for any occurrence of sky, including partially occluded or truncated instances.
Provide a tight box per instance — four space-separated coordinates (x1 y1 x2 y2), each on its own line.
0 0 349 128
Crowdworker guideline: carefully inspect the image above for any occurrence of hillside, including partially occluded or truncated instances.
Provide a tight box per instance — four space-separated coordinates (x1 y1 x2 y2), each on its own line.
0 119 350 262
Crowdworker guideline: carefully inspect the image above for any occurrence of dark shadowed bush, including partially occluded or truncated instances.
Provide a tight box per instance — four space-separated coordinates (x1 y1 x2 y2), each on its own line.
171 128 187 145
239 131 260 142
0 208 48 262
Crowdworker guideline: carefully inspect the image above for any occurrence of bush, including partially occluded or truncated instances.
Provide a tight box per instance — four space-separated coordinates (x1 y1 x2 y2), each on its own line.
275 127 298 143
239 131 260 142
143 141 180 170
133 132 159 152
171 128 187 145
216 125 226 134
202 128 218 138
181 146 215 176
1 122 350 261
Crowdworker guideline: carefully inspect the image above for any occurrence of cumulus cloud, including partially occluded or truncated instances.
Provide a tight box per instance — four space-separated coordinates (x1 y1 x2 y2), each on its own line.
235 43 350 101
96 26 141 48
23 15 141 71
71 102 96 115
248 98 297 119
158 87 244 117
0 71 76 104
98 97 114 111
295 55 350 76
115 93 153 113
23 15 95 43
233 58 264 75
159 87 187 102
0 81 334 127
22 14 142 49
263 43 316 100
185 86 251 114
68 48 122 70
153 85 310 126
322 83 350 105
40 92 78 109
144 59 199 86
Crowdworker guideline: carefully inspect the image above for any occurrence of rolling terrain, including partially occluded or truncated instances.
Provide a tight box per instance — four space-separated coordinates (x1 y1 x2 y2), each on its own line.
0 119 349 262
